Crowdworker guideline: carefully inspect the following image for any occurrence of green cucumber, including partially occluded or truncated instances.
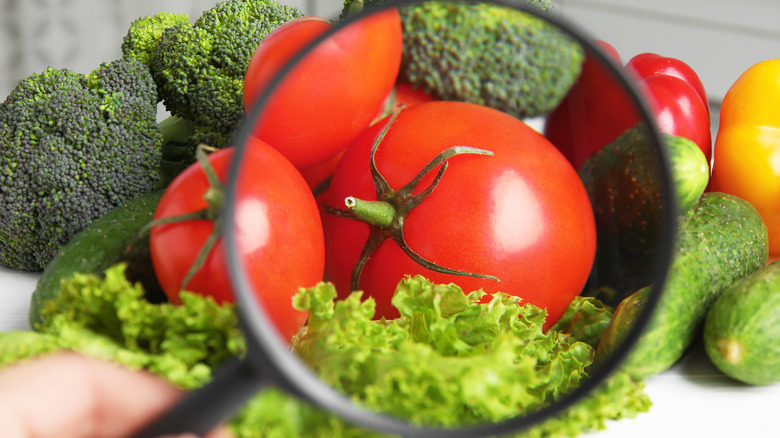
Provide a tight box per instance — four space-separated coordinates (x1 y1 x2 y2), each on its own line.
595 192 768 380
29 190 165 327
704 259 780 385
579 124 710 303
663 134 710 213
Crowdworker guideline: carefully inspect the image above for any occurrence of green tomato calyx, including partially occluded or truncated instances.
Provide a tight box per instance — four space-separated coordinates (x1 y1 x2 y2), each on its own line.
326 110 501 292
345 197 396 228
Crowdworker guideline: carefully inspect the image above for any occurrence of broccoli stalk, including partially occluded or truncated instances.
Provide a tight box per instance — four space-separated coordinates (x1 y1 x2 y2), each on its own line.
155 115 238 188
0 58 165 271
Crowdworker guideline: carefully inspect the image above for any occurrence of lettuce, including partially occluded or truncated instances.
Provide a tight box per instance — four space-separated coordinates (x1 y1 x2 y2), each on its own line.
0 265 650 437
236 277 650 438
292 276 593 426
0 264 244 390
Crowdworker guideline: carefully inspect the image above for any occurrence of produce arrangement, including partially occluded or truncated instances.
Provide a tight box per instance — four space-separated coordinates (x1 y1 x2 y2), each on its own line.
0 0 779 437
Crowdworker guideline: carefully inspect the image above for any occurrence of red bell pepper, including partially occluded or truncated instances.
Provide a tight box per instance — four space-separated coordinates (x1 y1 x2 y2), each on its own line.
625 53 709 116
545 41 712 170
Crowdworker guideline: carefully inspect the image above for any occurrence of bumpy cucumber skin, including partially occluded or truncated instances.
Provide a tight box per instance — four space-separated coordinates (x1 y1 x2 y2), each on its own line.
704 259 780 385
29 190 163 328
596 192 768 380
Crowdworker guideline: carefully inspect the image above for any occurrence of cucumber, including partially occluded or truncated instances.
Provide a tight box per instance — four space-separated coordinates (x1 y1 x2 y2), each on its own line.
595 192 768 380
663 134 710 213
704 259 780 385
579 124 710 304
29 190 165 327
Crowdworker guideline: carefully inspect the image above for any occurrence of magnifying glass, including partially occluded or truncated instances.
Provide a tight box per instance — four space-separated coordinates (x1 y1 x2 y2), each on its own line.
133 0 676 436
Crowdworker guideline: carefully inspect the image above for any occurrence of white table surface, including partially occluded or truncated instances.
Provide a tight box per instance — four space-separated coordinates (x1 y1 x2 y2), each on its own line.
1 265 778 437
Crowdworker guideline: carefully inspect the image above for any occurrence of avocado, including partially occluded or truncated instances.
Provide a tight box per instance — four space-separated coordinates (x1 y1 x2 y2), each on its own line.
704 259 780 385
595 192 768 380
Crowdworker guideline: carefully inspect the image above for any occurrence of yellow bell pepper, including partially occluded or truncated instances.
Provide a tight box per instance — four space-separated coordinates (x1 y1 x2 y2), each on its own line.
710 59 780 256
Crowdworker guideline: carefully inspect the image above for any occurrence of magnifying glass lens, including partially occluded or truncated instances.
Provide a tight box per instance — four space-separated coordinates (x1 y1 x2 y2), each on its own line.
137 1 677 437
231 1 674 434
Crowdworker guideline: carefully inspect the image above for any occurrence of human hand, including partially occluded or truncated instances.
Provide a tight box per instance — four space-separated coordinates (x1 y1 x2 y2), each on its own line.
0 352 233 438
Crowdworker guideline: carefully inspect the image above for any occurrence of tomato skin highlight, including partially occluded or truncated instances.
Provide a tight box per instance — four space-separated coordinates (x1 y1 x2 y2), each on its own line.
149 138 325 341
322 101 597 330
244 10 403 170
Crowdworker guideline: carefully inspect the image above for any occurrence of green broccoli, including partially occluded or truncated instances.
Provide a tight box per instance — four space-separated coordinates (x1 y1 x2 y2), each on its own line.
342 0 583 119
121 12 191 66
141 0 303 133
121 9 247 187
0 58 163 271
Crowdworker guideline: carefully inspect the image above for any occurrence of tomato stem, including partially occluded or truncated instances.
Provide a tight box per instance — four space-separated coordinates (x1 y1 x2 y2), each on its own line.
325 110 501 293
345 197 395 228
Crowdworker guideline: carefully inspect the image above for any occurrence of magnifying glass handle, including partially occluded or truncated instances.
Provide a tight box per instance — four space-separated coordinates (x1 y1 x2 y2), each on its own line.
131 357 264 438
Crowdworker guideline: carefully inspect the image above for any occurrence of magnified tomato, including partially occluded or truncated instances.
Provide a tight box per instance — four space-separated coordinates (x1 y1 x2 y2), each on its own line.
244 9 403 170
149 138 325 341
321 101 597 330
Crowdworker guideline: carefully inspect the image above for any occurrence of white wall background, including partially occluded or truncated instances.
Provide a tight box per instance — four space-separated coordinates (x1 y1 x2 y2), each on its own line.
0 0 344 99
550 0 780 104
1 0 778 105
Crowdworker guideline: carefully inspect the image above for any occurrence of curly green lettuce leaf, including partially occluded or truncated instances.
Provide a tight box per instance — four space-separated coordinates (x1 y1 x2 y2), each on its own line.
0 263 244 389
550 296 614 350
0 266 649 438
230 371 651 438
233 279 649 438
292 276 593 427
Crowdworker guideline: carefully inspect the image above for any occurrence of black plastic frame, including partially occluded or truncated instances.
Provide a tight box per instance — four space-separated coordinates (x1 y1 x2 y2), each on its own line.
133 1 678 437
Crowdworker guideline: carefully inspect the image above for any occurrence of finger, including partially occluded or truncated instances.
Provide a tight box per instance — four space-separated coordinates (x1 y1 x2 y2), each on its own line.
0 352 233 438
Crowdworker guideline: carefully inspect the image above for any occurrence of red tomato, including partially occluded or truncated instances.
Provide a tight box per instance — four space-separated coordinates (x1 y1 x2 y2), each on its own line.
321 101 597 330
244 10 403 170
389 82 436 110
149 138 325 341
371 81 436 123
298 147 346 193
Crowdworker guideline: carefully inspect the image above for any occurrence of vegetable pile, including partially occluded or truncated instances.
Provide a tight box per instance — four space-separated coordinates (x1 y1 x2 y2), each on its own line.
2 0 780 437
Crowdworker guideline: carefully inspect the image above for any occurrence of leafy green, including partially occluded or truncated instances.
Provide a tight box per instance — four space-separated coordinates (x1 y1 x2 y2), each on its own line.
0 264 244 389
550 296 614 350
0 266 650 437
235 279 649 438
293 277 593 427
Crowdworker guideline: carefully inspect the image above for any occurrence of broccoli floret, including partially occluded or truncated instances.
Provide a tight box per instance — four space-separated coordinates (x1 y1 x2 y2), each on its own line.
122 12 191 67
0 58 163 271
343 0 583 119
121 11 239 186
147 0 303 133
